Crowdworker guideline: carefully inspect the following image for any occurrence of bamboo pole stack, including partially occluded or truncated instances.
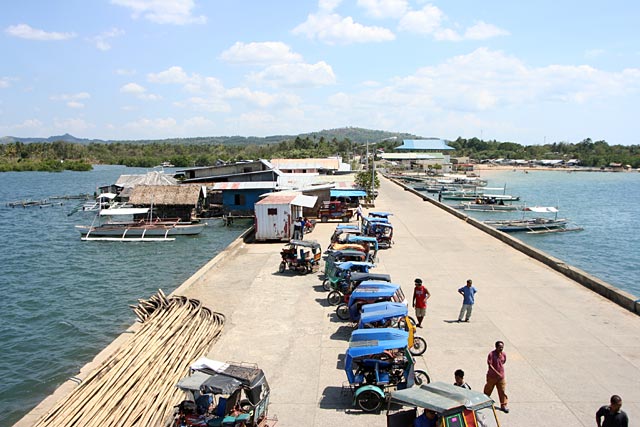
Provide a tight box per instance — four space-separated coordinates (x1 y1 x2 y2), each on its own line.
33 289 225 427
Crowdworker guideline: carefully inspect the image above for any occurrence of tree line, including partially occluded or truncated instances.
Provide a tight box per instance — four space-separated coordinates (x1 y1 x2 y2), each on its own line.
0 136 638 172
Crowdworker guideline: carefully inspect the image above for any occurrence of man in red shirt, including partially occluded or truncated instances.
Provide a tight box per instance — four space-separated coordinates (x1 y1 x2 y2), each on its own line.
411 278 430 328
483 340 509 413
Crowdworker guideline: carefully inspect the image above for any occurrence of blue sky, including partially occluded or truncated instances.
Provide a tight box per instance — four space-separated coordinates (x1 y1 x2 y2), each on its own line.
1 0 639 145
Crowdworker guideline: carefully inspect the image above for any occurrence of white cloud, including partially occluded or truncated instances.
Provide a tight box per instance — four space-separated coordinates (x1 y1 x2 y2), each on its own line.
120 82 161 100
220 42 303 65
120 82 146 94
111 0 206 25
464 21 509 40
50 92 91 109
124 117 178 131
1 77 14 88
293 12 395 44
319 0 342 12
53 118 93 133
115 68 136 76
148 66 192 84
183 116 215 129
338 48 640 117
90 27 125 51
398 6 508 41
8 119 43 130
226 87 301 108
249 61 336 88
397 5 444 35
357 0 408 19
585 49 605 59
5 24 76 41
174 96 230 113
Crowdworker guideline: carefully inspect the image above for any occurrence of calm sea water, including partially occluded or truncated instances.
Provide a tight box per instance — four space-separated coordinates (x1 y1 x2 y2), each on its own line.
0 166 250 426
436 169 640 297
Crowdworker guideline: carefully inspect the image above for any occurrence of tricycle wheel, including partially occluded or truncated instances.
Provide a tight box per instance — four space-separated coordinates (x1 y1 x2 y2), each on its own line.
409 336 428 356
341 216 349 222
336 304 350 320
356 389 383 412
414 369 431 386
278 262 286 273
321 216 329 223
322 279 331 291
327 291 343 306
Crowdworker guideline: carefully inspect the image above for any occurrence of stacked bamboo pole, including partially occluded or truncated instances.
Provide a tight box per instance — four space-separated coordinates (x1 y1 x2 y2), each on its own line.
33 290 225 427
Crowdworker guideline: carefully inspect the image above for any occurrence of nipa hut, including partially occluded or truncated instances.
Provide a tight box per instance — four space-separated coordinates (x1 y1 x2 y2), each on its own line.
128 185 205 222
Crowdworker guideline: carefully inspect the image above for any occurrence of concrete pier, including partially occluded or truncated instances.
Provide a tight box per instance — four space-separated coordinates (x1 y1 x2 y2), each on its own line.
16 175 639 426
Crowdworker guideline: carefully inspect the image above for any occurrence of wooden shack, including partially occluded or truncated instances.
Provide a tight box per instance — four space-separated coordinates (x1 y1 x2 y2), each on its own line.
128 185 205 222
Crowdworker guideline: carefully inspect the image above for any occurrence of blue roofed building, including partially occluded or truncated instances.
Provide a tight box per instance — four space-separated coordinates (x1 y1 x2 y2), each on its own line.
381 138 454 172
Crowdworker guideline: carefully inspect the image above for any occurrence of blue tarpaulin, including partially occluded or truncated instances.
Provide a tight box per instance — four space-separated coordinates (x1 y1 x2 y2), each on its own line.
331 189 367 197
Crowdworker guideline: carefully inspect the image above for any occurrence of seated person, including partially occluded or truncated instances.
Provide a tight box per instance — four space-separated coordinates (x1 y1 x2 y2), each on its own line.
415 408 439 427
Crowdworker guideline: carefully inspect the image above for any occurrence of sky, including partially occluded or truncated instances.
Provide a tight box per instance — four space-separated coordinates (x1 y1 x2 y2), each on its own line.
1 0 639 145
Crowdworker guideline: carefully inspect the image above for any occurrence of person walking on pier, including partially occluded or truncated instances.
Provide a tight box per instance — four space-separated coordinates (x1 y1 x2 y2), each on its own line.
453 369 471 389
457 279 477 322
412 278 430 328
596 395 628 427
483 340 509 413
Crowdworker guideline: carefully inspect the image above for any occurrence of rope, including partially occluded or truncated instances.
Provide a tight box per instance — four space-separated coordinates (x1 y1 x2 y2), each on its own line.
33 290 225 427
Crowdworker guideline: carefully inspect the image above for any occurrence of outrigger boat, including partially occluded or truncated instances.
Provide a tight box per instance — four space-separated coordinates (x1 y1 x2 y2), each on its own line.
484 207 583 234
454 197 524 212
75 207 204 241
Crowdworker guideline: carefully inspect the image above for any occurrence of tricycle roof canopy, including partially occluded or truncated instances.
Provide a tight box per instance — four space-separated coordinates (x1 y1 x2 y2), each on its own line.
177 358 267 394
389 381 495 413
288 239 321 249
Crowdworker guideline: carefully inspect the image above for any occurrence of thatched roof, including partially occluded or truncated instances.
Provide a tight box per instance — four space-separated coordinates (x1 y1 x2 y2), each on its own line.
128 185 203 206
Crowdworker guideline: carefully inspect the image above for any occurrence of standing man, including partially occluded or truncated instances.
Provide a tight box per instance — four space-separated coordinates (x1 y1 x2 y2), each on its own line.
596 395 628 427
453 369 471 389
457 279 477 322
355 204 363 221
412 278 430 328
483 341 509 413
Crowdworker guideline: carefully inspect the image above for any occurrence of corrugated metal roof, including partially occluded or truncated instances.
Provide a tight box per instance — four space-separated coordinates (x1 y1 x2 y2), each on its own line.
396 139 454 151
256 193 299 205
270 158 341 170
115 171 178 188
292 194 318 208
331 189 367 197
128 185 202 205
211 182 276 190
381 153 442 160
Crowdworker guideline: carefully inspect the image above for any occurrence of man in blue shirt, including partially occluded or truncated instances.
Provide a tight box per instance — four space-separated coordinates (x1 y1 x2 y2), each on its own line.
415 408 439 427
457 279 477 322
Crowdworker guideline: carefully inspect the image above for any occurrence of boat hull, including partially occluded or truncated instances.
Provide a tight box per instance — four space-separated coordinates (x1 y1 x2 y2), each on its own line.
75 223 204 237
484 218 568 232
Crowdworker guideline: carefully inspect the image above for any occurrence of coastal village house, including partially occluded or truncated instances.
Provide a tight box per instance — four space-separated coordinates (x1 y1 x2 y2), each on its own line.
269 157 350 174
381 138 454 173
128 184 205 222
254 192 318 241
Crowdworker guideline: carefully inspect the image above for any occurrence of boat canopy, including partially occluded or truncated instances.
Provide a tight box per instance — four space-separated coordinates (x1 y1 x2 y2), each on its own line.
97 192 117 199
99 207 150 216
524 206 558 213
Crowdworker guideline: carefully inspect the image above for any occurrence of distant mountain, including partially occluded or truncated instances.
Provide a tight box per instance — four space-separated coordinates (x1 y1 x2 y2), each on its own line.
1 133 107 144
1 127 425 145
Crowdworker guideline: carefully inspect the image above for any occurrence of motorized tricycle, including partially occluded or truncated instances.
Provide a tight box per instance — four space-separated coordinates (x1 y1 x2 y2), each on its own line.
279 239 322 274
362 216 389 236
367 222 394 249
322 260 375 292
344 328 429 413
330 224 362 243
335 281 406 322
323 249 368 279
358 301 427 356
386 381 501 427
326 271 391 306
369 211 393 219
330 235 378 262
174 357 275 427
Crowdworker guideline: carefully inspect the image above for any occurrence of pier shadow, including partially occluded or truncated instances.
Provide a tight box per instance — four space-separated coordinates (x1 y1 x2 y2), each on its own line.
315 297 330 307
443 319 463 324
329 325 354 342
318 386 352 410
